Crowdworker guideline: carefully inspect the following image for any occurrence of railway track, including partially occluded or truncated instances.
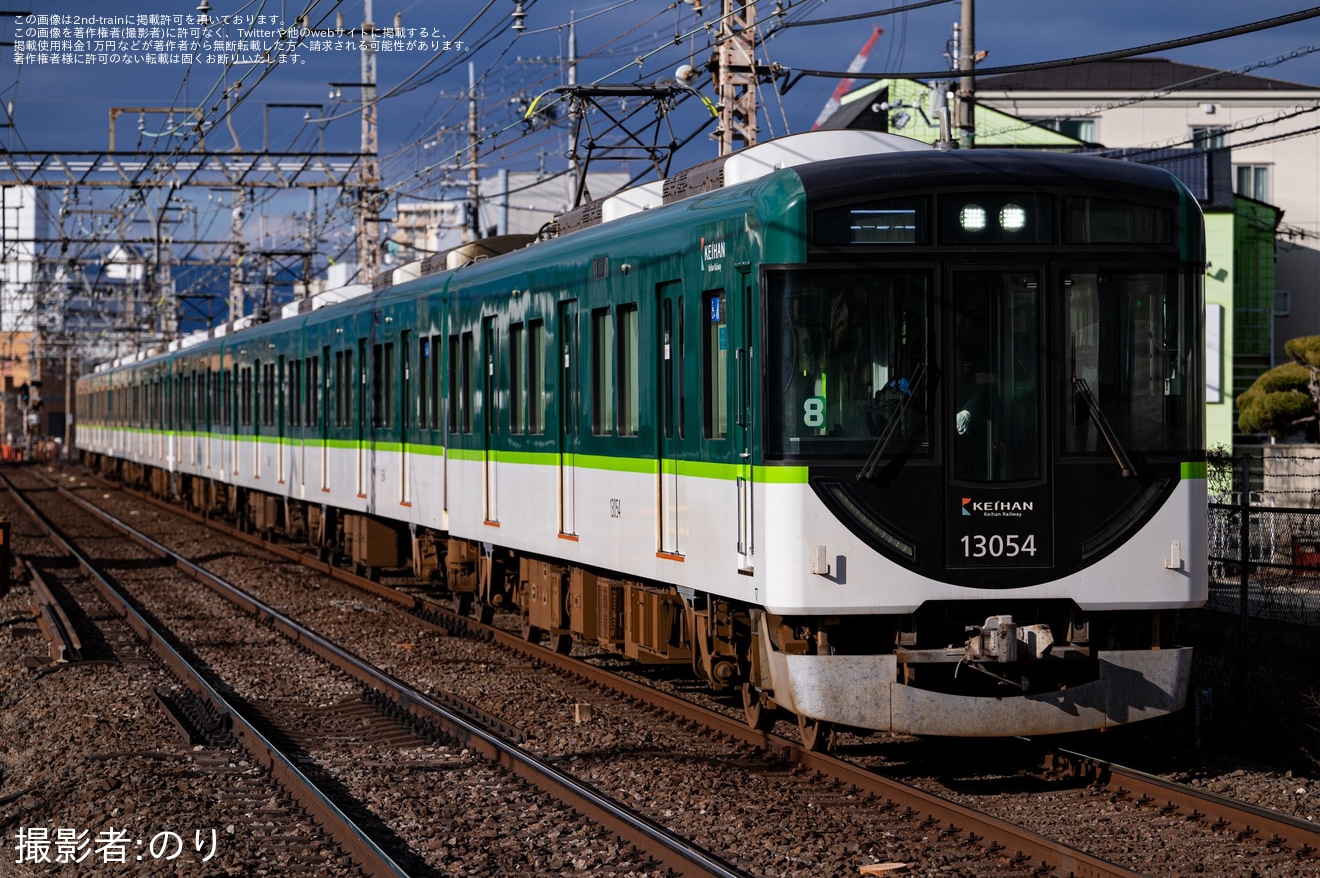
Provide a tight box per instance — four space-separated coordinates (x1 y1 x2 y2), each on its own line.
1 467 747 878
20 465 1319 876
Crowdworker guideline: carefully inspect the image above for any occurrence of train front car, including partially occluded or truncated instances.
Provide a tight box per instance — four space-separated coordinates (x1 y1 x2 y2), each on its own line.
754 149 1206 738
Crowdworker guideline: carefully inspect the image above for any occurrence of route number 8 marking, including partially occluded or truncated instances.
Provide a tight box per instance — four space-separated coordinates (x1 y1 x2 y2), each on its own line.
803 396 826 429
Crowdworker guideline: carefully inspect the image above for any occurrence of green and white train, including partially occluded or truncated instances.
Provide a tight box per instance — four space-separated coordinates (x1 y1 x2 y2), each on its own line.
78 130 1207 742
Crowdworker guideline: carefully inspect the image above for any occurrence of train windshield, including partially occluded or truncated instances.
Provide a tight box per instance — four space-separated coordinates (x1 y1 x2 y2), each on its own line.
764 268 930 459
1064 270 1202 455
950 270 1041 483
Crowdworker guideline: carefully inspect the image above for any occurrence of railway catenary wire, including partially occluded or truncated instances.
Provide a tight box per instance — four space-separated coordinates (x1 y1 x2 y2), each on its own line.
68 463 1320 877
2 466 752 878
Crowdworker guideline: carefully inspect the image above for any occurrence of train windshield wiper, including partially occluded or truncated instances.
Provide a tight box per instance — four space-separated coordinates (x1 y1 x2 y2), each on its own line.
1072 376 1136 478
856 363 926 481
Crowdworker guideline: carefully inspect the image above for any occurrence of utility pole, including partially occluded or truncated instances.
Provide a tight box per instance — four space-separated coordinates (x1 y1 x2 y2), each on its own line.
229 188 245 322
955 0 976 147
711 0 774 156
225 83 246 324
567 13 580 187
152 182 178 337
357 0 381 281
467 62 481 240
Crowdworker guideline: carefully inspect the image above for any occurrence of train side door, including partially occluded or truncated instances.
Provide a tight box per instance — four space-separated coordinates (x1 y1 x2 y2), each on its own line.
277 355 286 485
557 298 579 536
657 282 684 557
231 364 240 476
733 279 755 573
320 347 330 492
400 330 411 507
357 337 368 502
482 314 499 523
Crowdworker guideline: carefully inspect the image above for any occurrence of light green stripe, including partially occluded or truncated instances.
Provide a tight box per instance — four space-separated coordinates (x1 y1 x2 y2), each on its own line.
1182 461 1206 479
85 426 811 484
574 453 657 475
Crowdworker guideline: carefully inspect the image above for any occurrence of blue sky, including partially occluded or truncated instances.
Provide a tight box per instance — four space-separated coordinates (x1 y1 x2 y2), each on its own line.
5 1 1320 289
7 2 1320 162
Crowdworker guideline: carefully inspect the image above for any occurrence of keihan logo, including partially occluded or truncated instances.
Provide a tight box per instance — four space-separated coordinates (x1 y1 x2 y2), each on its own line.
962 498 1034 517
700 236 726 272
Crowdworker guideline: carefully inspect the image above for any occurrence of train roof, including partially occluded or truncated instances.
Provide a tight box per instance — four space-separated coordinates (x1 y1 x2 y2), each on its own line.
791 147 1192 203
87 131 1192 379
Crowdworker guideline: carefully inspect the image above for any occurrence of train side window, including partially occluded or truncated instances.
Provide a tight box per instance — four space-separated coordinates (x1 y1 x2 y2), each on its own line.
418 335 430 430
372 343 384 428
429 335 441 430
592 307 614 435
529 320 546 434
704 292 728 439
618 304 639 436
264 361 277 427
307 354 319 428
333 351 345 427
289 359 302 427
276 356 286 428
240 366 252 426
345 348 355 428
198 371 207 427
384 341 395 428
461 331 474 434
510 322 525 434
448 334 460 434
321 349 331 429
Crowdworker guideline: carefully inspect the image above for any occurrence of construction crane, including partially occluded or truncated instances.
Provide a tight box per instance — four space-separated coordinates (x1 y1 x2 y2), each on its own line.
810 26 883 130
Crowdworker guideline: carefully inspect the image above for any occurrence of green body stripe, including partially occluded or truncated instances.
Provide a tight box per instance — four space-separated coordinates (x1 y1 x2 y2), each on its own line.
85 427 811 484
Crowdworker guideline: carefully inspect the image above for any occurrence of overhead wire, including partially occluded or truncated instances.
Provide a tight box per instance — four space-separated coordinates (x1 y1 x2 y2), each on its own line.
782 7 1320 88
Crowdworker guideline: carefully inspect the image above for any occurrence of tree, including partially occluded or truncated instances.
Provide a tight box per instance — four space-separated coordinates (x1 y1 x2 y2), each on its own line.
1237 335 1320 440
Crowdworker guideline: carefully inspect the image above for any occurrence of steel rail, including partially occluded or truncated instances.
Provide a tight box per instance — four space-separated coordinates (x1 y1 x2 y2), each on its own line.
25 558 82 663
1 471 411 878
1047 749 1319 858
494 630 1146 878
38 471 752 878
79 468 1144 877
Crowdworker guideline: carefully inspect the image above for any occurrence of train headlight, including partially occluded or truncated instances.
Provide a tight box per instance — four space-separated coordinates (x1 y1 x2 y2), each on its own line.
959 204 987 232
1000 203 1027 232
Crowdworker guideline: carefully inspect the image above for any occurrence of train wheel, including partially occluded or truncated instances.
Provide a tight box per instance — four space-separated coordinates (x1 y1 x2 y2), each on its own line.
740 682 776 732
797 714 837 752
550 633 573 655
521 620 543 644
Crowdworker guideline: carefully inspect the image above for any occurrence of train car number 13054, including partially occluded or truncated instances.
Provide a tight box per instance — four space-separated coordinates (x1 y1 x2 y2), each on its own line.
959 533 1038 558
